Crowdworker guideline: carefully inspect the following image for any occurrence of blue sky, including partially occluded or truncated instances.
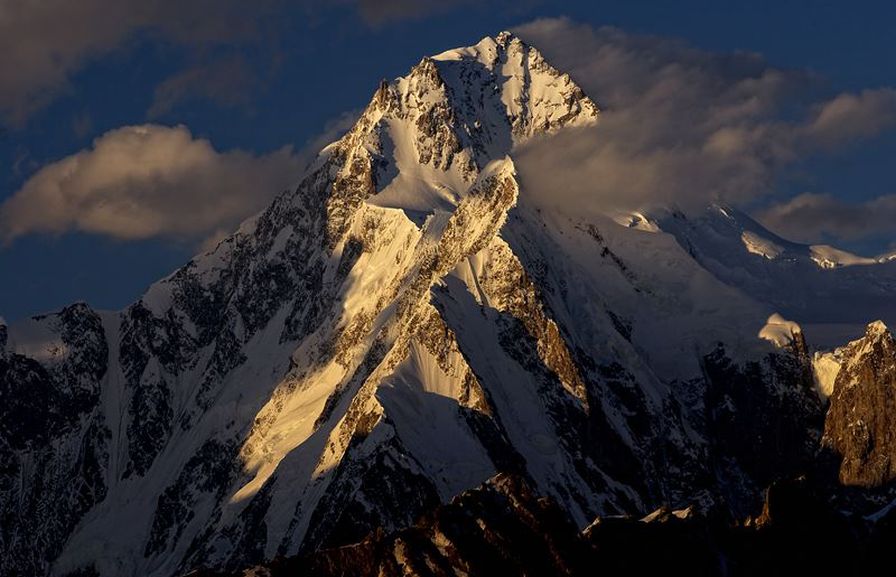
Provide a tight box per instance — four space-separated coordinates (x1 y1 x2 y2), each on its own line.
1 0 895 320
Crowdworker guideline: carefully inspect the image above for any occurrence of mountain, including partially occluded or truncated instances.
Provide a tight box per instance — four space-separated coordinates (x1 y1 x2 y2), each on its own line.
2 32 896 577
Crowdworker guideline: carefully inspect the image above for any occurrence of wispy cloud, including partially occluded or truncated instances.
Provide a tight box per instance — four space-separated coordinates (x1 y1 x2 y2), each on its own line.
0 0 281 127
147 54 257 119
757 193 896 247
353 0 474 26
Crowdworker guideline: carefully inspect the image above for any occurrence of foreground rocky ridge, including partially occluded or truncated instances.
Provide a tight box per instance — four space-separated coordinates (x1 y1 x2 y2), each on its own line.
190 473 896 577
1 31 895 577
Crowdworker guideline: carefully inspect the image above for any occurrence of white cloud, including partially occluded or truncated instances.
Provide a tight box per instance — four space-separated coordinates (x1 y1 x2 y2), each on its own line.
0 125 303 243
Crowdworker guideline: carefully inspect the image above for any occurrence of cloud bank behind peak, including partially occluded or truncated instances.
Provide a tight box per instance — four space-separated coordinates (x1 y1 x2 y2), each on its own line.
512 18 896 247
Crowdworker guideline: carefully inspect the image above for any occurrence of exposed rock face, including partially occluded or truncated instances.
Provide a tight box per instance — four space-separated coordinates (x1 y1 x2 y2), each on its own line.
822 321 896 487
0 304 110 577
0 31 893 577
238 474 585 577
698 332 825 516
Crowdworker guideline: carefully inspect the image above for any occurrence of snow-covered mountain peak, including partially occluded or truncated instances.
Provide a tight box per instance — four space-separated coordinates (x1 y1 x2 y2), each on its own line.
432 30 527 66
418 31 598 142
304 32 600 227
864 319 891 340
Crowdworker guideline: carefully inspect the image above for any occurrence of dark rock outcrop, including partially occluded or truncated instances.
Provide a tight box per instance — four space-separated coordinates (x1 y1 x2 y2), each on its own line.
190 473 896 577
